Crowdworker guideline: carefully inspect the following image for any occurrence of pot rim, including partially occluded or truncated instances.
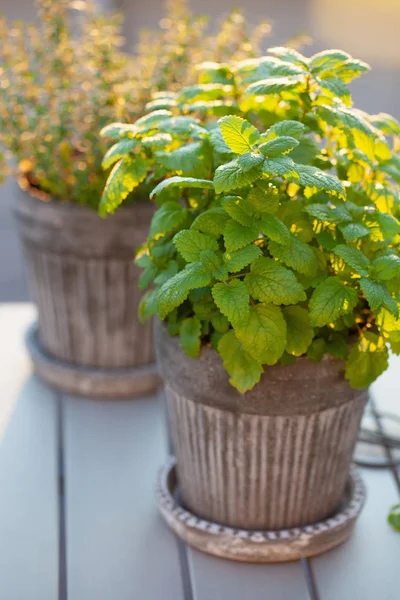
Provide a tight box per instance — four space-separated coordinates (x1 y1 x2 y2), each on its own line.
156 320 367 416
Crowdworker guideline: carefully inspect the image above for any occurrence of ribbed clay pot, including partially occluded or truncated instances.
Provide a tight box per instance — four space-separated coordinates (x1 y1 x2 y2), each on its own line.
156 323 368 530
14 183 159 398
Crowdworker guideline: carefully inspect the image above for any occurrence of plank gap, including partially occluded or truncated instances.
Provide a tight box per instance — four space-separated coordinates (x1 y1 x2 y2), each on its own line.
57 392 68 600
176 539 194 600
301 558 321 600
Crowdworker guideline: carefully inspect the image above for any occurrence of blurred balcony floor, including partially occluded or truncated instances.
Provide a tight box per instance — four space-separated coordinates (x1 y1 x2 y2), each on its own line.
0 303 399 600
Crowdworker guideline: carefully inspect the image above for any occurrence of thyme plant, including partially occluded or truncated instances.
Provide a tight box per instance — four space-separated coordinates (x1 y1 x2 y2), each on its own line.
0 0 269 208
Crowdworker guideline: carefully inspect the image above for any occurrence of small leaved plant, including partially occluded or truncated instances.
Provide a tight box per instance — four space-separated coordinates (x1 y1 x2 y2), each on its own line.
103 47 400 393
0 0 270 207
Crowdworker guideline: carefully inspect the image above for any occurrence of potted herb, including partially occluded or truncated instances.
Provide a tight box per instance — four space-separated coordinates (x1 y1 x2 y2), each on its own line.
105 46 400 539
0 0 269 397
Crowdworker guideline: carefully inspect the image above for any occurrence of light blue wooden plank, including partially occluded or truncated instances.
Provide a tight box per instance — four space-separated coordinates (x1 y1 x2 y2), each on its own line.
0 376 59 600
187 549 310 600
312 468 400 600
370 354 400 416
64 393 184 600
0 304 58 600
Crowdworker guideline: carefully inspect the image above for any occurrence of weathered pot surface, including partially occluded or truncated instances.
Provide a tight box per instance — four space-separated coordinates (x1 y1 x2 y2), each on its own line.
156 322 368 530
14 183 159 397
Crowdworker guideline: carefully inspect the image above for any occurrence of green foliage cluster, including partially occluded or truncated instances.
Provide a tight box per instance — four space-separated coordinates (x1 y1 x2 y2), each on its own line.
388 504 400 532
102 47 400 392
0 0 270 208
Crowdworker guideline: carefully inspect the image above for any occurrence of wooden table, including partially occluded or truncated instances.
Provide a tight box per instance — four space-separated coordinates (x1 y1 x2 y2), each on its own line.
0 304 399 600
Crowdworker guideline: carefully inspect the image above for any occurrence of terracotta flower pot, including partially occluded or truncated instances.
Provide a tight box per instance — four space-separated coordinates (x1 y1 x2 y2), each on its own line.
14 183 160 398
156 323 367 530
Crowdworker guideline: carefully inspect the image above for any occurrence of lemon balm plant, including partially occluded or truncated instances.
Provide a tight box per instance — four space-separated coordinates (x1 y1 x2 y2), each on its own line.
104 47 400 394
104 48 400 549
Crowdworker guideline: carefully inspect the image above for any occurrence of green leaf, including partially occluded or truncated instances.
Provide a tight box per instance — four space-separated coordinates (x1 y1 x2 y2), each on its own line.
304 203 351 223
149 201 186 238
391 340 400 354
157 115 207 138
102 139 138 170
237 55 304 77
178 83 233 103
293 165 345 197
345 334 389 389
266 120 306 140
212 279 249 326
211 314 230 333
138 289 158 322
237 152 265 172
247 185 279 214
263 156 298 178
218 115 260 154
223 245 263 273
221 195 253 226
157 262 211 319
245 257 306 305
279 352 297 365
141 133 172 149
310 49 351 74
309 277 358 327
214 159 262 194
235 303 287 365
223 220 259 252
99 155 147 216
196 61 234 85
317 76 350 100
145 98 177 112
150 176 214 199
375 212 400 241
179 317 202 358
360 278 398 316
370 113 400 136
246 76 305 97
191 207 230 236
376 307 400 334
173 229 218 262
388 505 400 533
199 250 223 274
282 306 314 356
326 334 349 360
259 136 299 157
317 104 379 159
138 264 158 290
209 126 235 158
134 109 173 131
100 122 137 140
268 47 309 67
288 137 320 165
218 330 263 393
333 245 370 276
307 338 326 362
371 255 400 281
259 214 290 244
334 59 370 83
269 235 318 277
154 141 212 178
153 261 178 286
339 222 370 242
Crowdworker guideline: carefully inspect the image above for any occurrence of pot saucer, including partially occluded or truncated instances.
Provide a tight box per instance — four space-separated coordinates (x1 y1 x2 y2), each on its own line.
25 321 161 399
156 458 366 563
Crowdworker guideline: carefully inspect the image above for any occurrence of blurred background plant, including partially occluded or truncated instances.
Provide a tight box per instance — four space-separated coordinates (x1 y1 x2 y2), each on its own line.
388 504 400 531
0 0 279 208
